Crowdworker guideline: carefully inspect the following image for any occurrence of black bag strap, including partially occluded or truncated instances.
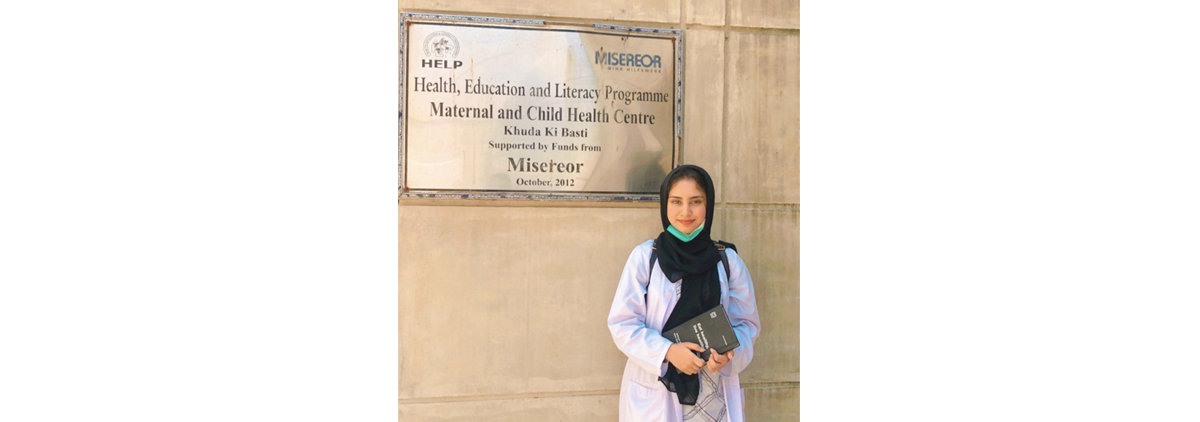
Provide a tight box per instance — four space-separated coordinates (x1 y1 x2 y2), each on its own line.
647 239 658 281
645 239 732 303
714 241 732 282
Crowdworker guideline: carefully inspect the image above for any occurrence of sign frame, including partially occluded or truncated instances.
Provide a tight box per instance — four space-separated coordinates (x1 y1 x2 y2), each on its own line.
398 12 684 201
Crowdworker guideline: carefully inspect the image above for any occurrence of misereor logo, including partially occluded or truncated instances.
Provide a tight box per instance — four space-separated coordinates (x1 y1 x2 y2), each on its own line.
595 49 663 73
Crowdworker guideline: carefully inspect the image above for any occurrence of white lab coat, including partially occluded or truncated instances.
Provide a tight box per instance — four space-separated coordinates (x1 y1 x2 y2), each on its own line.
607 239 761 422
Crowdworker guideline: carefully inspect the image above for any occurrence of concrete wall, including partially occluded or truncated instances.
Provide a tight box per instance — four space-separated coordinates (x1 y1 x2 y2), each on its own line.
399 0 798 420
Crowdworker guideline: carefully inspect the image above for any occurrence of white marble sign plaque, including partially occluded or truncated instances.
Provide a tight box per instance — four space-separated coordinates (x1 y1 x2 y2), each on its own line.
400 14 681 198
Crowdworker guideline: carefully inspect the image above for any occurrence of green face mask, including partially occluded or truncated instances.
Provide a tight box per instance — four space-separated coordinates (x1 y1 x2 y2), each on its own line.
667 223 704 242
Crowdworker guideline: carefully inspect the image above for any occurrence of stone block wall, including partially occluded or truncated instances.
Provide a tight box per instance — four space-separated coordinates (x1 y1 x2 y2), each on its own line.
399 0 797 419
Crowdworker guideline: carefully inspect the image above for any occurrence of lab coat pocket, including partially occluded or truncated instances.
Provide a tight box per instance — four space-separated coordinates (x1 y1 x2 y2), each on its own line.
624 379 669 422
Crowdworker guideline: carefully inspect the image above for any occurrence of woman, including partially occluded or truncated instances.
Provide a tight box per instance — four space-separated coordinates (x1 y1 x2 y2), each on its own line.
607 165 761 422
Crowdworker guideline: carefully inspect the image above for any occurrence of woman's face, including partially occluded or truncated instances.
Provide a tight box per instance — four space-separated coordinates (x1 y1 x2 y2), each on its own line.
666 178 706 235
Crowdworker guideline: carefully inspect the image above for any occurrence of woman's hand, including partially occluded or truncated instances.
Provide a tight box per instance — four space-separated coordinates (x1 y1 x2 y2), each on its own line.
706 349 734 373
665 342 706 375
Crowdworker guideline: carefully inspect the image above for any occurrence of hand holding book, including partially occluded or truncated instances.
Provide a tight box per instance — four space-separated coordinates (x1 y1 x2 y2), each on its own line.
665 342 706 375
661 305 740 362
705 348 734 373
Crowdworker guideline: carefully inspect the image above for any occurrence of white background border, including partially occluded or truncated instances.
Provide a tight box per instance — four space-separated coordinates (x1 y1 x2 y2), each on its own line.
2 0 1198 421
802 0 1200 420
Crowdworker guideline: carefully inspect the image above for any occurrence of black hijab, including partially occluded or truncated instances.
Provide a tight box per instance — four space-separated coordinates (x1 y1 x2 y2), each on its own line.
655 165 723 405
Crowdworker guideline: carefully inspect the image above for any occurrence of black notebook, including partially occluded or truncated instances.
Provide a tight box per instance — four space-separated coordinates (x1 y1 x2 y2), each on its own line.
661 305 740 361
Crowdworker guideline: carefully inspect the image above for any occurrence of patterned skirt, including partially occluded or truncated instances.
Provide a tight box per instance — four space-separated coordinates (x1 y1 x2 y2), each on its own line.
682 370 726 422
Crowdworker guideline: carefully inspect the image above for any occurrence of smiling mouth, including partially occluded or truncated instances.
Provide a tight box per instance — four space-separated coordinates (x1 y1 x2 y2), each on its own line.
678 219 695 225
